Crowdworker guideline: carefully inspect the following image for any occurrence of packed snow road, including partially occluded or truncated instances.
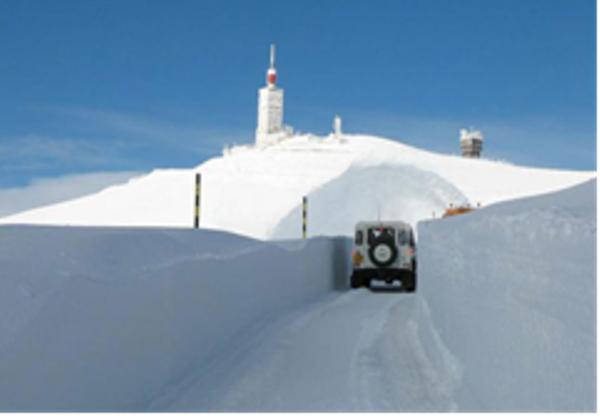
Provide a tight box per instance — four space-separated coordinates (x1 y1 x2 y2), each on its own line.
167 289 457 412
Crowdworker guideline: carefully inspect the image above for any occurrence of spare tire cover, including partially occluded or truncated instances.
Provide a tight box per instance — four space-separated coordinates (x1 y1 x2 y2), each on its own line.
369 241 397 267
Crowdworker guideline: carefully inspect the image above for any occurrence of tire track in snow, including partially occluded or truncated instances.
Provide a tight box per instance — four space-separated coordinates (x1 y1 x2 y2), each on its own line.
169 289 456 411
365 295 461 411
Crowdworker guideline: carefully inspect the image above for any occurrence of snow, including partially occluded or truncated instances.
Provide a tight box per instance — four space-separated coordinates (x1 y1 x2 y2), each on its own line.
0 171 141 218
0 134 593 240
272 163 466 239
0 226 350 411
0 179 595 411
418 179 596 411
169 292 458 412
0 135 595 411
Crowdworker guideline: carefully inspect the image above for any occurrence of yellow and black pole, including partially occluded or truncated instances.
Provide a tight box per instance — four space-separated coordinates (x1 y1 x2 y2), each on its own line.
194 173 201 229
302 196 308 239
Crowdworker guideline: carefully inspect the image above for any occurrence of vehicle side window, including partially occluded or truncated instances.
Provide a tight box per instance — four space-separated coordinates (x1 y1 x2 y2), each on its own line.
355 230 363 245
409 230 416 247
398 229 408 246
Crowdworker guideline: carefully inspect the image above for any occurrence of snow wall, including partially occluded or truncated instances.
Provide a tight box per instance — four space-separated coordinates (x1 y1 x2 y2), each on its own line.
417 179 596 411
272 164 467 240
0 226 351 411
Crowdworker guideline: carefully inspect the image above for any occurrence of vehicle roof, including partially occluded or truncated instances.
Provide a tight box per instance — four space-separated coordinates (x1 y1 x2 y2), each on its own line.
355 221 412 230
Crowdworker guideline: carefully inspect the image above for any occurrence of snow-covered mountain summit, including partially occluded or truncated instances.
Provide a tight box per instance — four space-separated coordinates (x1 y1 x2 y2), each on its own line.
0 134 594 239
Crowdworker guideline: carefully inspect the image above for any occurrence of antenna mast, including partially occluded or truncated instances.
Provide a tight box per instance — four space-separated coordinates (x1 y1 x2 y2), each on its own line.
270 44 276 68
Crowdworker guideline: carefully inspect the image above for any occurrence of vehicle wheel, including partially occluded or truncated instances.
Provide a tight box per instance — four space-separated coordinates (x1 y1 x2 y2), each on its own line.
350 273 362 289
404 272 417 292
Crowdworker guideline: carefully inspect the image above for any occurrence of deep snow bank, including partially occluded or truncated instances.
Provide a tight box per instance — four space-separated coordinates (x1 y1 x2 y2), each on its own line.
273 163 467 239
418 179 596 411
0 226 350 411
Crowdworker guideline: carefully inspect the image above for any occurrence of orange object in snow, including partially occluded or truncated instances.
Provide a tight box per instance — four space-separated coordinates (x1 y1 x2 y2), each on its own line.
443 205 475 218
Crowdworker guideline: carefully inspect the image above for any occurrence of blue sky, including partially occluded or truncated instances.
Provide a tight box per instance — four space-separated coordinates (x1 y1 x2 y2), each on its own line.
0 0 596 190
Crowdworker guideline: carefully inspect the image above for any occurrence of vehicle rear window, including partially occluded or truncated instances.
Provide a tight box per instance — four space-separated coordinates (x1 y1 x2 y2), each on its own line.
368 227 395 245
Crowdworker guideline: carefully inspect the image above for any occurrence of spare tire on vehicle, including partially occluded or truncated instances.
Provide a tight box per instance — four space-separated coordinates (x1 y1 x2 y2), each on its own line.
369 240 397 267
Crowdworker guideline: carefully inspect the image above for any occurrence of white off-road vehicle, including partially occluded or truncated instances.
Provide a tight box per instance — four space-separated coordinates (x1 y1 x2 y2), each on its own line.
350 221 417 291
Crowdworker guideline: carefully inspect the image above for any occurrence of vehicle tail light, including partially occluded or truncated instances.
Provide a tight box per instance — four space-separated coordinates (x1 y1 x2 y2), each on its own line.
352 251 364 266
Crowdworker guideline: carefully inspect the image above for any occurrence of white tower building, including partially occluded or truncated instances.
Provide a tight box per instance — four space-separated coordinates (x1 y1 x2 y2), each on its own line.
460 128 484 158
333 115 343 141
256 45 285 146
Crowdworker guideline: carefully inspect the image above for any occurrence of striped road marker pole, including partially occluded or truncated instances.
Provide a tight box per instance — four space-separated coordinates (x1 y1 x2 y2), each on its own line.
194 173 201 229
302 196 308 239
